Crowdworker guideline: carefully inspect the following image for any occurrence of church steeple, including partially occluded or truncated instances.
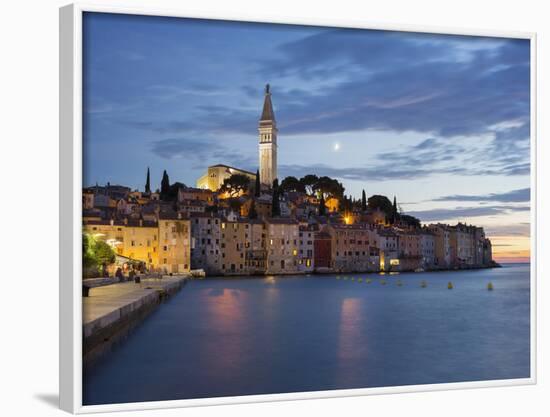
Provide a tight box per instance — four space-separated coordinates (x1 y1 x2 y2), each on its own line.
260 84 276 123
258 84 278 187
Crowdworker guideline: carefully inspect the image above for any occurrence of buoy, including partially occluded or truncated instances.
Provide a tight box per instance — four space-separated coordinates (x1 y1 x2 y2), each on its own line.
380 279 387 285
420 280 427 288
351 277 355 281
487 282 494 291
358 278 363 283
397 280 403 287
448 282 453 289
366 279 372 284
336 276 340 280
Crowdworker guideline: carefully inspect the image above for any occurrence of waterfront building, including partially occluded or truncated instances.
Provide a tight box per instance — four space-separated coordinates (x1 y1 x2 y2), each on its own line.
419 230 436 268
190 213 223 275
377 228 400 271
397 230 422 271
449 223 475 266
313 231 332 271
83 218 159 270
157 212 191 274
427 224 452 268
327 223 373 272
244 220 267 274
482 238 493 265
298 224 316 273
265 218 300 274
83 212 191 274
220 219 251 275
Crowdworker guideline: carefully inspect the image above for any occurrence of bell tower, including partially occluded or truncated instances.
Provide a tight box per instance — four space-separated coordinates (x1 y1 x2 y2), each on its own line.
258 84 278 187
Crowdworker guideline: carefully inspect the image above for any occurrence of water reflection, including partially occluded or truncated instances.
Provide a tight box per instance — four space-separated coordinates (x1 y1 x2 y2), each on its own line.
337 298 366 386
202 288 248 379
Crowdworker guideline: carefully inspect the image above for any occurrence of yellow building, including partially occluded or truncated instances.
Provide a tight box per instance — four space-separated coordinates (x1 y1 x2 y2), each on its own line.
196 164 256 192
157 213 191 274
83 214 191 274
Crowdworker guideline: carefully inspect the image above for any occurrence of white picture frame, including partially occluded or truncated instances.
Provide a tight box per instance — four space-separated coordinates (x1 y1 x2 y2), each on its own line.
59 2 537 413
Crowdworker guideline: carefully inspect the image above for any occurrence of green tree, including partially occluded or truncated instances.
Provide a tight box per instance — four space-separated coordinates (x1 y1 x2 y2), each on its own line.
83 233 116 278
280 176 305 193
271 179 281 217
299 174 319 195
361 189 367 211
367 195 393 216
313 176 344 201
94 240 116 266
400 214 421 228
219 174 251 197
254 169 261 197
82 233 96 270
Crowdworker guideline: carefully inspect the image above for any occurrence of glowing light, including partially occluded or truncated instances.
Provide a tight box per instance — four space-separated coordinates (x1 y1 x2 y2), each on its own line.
333 142 340 151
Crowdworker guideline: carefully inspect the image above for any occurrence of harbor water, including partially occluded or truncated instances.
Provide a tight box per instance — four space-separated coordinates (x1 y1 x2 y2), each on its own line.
83 263 531 405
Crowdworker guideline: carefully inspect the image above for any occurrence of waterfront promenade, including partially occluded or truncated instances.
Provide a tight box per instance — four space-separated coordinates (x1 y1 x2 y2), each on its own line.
83 276 187 364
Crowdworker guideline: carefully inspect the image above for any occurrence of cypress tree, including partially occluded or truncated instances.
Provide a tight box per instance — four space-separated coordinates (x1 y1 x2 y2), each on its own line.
271 179 280 217
249 199 258 219
160 170 170 200
361 189 367 211
145 167 151 194
392 195 398 224
319 195 326 216
255 169 261 197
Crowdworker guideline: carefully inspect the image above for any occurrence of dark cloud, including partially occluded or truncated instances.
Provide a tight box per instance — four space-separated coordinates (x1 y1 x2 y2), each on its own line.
433 188 530 203
150 138 256 171
252 31 530 139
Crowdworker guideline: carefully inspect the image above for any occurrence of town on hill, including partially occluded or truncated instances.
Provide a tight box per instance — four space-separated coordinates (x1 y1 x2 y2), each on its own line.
82 85 494 278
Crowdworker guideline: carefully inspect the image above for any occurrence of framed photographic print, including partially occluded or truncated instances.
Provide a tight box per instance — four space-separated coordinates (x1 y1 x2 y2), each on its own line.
59 2 536 413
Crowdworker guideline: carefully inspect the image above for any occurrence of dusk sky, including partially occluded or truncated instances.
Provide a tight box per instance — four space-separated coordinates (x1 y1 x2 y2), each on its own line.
83 12 531 262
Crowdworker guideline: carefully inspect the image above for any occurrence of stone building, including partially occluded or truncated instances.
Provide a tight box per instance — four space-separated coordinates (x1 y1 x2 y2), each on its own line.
190 213 223 275
327 223 373 272
157 212 191 274
298 224 316 273
265 218 300 274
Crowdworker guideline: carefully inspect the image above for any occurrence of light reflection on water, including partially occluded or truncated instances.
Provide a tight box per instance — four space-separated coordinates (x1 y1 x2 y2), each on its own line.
84 264 530 405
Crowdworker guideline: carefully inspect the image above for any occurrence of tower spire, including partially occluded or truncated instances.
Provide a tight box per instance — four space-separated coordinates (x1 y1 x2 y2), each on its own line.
260 83 275 123
258 84 278 186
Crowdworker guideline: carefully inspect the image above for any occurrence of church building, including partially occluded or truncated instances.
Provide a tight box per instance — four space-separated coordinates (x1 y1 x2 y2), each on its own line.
196 84 278 191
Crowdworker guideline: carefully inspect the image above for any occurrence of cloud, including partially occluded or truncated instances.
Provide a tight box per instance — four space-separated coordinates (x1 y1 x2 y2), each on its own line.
406 205 529 222
484 223 530 237
433 188 530 203
150 137 256 171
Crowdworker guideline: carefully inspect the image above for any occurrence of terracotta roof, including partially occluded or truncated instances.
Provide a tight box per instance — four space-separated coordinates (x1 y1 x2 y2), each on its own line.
266 218 299 225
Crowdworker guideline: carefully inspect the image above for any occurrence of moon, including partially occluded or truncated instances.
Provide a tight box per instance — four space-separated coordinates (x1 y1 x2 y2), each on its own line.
333 142 341 151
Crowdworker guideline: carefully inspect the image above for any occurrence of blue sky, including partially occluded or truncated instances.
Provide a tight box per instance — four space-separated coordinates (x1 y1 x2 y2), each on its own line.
83 12 531 261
